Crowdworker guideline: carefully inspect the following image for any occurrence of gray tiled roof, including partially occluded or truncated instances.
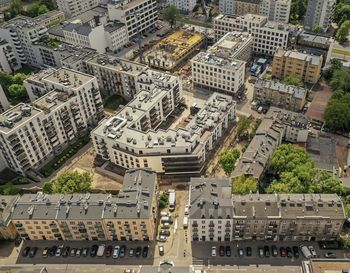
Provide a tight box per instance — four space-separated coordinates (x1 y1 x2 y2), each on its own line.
62 23 92 36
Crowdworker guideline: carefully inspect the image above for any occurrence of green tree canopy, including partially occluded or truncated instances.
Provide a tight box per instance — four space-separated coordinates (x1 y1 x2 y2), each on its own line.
51 170 92 194
232 175 258 194
162 5 179 28
219 149 240 176
334 1 350 25
283 76 304 87
289 0 307 23
312 24 323 34
12 73 28 85
42 182 53 194
236 116 251 137
0 71 13 89
336 20 350 43
8 84 27 100
323 59 343 81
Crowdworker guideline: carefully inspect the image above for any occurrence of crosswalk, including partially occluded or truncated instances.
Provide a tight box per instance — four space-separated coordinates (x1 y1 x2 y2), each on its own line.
192 257 208 266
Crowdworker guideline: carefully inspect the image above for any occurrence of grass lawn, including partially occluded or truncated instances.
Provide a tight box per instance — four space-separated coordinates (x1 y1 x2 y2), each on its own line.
103 94 127 113
332 48 350 57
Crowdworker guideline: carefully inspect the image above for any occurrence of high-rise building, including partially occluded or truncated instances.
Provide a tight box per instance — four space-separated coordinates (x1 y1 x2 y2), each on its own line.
259 0 291 23
304 0 336 32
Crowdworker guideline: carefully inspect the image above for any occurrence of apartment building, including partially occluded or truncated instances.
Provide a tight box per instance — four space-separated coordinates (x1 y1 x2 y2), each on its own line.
56 0 103 18
259 0 291 23
272 48 323 84
191 32 247 95
0 39 21 72
253 79 307 111
11 169 158 241
213 14 290 55
189 177 345 242
104 21 129 52
144 30 205 72
166 0 197 12
219 0 260 16
33 11 65 28
232 107 309 180
304 0 336 32
92 89 236 176
0 195 19 240
0 68 103 175
108 0 158 38
0 85 10 113
23 68 57 101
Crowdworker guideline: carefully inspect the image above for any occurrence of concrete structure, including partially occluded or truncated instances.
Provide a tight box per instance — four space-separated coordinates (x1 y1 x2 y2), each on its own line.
272 48 323 84
0 84 10 113
259 0 291 23
0 39 21 72
12 169 158 241
0 68 103 175
166 0 197 12
144 30 205 72
92 89 236 176
0 195 19 240
192 32 248 95
219 0 260 16
33 11 65 28
56 0 103 18
253 79 307 111
108 0 158 39
304 0 336 32
232 107 309 180
213 14 290 55
189 177 345 242
303 260 350 273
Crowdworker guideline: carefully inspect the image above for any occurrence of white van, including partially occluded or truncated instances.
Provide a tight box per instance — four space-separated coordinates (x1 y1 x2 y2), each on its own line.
183 216 188 229
300 245 312 259
97 244 106 257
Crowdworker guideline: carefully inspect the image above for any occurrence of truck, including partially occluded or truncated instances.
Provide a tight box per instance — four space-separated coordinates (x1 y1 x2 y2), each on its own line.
300 245 312 259
183 216 188 229
168 190 176 211
97 244 106 257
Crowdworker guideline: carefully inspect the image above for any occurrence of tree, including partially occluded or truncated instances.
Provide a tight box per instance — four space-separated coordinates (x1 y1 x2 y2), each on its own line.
336 20 350 43
51 170 92 194
9 0 22 16
42 182 53 194
232 175 258 194
219 149 240 176
0 184 20 195
162 5 179 28
345 203 350 218
325 99 350 130
236 116 251 138
159 192 169 209
323 59 342 81
289 0 307 22
8 84 27 100
312 24 323 34
38 5 49 15
311 170 346 195
12 73 28 85
0 71 13 90
283 76 304 87
334 1 350 25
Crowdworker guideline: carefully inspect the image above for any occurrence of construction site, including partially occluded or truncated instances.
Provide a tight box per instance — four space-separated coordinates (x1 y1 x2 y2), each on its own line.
143 30 205 72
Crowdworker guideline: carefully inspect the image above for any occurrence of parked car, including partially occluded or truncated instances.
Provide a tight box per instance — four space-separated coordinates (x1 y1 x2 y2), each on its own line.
82 247 89 257
246 247 252 256
142 246 149 258
258 247 264 257
113 246 120 259
90 245 98 257
105 245 113 257
22 247 30 257
55 245 63 257
129 248 134 257
159 245 164 256
264 246 270 257
49 246 57 256
225 246 231 257
286 247 293 258
157 235 167 242
70 248 76 257
219 246 225 256
308 246 317 258
280 247 286 257
160 230 170 236
292 246 299 258
300 245 312 259
271 245 278 257
14 236 22 247
211 246 217 257
135 247 142 257
76 248 81 257
29 247 38 258
324 252 336 258
62 246 70 257
42 247 48 258
119 245 126 257
238 248 244 257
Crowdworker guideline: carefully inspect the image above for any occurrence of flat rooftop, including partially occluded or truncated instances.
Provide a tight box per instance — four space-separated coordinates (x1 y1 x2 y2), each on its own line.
33 89 75 113
193 51 245 70
209 31 252 57
307 259 350 273
0 195 19 226
255 79 306 99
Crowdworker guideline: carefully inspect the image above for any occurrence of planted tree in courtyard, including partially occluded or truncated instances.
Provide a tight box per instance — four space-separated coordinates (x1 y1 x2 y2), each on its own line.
219 149 240 176
162 5 179 28
232 175 258 194
51 170 92 194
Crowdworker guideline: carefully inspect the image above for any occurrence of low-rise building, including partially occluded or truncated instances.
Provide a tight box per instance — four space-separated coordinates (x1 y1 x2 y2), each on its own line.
166 0 197 12
272 48 323 84
253 79 307 111
0 68 103 175
191 32 248 95
0 195 19 240
219 0 260 16
189 177 345 242
144 30 205 72
104 21 129 52
92 90 236 176
259 0 291 23
232 107 309 180
56 0 103 18
0 39 21 72
11 168 158 241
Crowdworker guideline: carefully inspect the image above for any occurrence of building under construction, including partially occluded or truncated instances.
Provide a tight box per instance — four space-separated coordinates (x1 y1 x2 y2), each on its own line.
143 30 205 72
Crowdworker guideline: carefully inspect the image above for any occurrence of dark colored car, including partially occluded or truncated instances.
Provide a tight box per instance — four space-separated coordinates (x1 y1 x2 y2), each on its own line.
14 236 22 247
264 246 270 257
90 245 98 257
135 246 142 257
219 246 225 256
225 246 231 257
142 245 149 258
246 247 252 256
62 246 70 257
280 247 286 257
119 245 126 257
160 230 170 236
29 247 38 258
286 247 293 258
105 245 113 257
22 247 30 257
49 246 57 256
292 246 299 258
271 245 278 257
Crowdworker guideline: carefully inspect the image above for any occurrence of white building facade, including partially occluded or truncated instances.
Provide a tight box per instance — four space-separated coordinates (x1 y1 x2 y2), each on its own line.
56 0 103 18
259 0 291 23
166 0 197 12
